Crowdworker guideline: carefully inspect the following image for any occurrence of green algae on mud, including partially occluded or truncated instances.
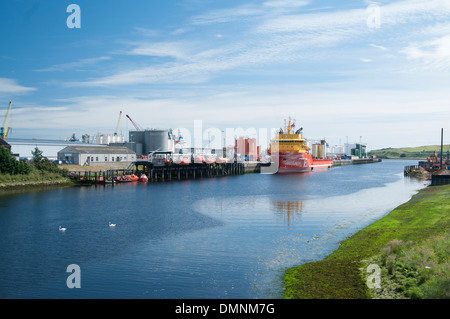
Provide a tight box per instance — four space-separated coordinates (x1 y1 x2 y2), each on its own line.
283 184 450 299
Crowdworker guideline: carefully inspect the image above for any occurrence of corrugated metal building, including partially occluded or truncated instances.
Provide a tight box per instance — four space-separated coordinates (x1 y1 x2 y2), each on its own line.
6 138 97 160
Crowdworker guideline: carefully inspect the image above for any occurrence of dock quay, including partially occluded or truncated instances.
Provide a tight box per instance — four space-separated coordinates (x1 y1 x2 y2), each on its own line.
68 162 245 185
134 162 244 182
332 158 381 166
67 158 382 185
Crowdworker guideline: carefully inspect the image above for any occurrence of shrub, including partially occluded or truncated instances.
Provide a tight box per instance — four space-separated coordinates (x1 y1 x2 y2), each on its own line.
33 158 68 176
372 233 450 299
0 147 32 175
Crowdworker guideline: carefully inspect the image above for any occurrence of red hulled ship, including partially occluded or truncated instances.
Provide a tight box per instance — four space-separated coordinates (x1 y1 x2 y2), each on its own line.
267 118 333 173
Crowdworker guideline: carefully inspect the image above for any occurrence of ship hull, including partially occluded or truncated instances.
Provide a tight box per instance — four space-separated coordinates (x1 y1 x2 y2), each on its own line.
273 152 333 173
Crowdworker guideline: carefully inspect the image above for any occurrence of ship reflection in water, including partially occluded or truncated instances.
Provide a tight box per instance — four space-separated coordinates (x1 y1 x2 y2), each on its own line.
272 200 304 226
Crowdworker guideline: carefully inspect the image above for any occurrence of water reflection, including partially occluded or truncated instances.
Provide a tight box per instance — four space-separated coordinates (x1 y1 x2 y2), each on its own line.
272 200 304 226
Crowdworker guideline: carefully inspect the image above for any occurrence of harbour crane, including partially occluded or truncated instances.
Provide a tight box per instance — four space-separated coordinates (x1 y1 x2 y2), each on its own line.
114 111 122 136
126 114 143 131
1 101 12 139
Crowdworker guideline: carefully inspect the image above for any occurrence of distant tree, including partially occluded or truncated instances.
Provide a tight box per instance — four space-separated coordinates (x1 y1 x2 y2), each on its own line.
30 147 68 176
32 147 44 163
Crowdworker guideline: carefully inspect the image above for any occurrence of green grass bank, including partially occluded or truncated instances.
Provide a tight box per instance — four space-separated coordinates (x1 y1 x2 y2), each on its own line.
369 144 450 159
283 184 450 299
0 171 74 192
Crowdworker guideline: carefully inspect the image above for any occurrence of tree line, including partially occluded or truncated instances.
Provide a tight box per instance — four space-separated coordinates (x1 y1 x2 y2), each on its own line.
0 146 67 176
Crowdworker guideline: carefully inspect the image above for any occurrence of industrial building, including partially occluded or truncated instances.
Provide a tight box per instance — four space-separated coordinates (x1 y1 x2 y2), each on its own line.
92 133 125 145
234 137 261 161
57 145 136 166
347 143 367 158
130 129 175 155
110 129 175 156
311 140 327 159
6 138 95 161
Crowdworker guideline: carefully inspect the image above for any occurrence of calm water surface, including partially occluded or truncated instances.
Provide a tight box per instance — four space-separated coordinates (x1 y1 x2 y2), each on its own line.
0 160 428 298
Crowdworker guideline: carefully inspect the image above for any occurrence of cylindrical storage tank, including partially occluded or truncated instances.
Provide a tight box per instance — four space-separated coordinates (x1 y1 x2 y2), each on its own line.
167 139 175 153
144 130 170 154
129 131 145 144
317 144 325 159
312 144 319 157
135 143 143 156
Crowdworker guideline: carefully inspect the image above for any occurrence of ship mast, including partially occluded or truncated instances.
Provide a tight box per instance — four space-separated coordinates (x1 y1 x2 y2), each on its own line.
287 117 295 135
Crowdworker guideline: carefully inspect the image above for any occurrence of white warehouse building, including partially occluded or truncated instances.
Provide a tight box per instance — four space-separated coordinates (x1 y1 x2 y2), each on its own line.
57 145 136 166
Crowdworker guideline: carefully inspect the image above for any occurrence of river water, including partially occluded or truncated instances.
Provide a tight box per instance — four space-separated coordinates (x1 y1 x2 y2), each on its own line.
0 159 428 299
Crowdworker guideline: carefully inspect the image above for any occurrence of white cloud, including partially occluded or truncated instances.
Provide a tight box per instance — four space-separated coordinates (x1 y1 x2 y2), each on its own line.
401 35 450 71
262 0 309 9
64 0 450 88
36 56 111 72
13 84 449 148
370 43 388 51
190 4 263 25
0 78 36 95
128 41 194 60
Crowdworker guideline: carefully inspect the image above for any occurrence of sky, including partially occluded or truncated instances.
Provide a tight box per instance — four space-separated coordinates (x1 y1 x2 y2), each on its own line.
1 0 450 150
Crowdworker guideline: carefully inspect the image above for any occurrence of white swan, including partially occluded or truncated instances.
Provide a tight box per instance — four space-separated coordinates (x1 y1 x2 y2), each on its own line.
109 221 116 227
59 226 67 231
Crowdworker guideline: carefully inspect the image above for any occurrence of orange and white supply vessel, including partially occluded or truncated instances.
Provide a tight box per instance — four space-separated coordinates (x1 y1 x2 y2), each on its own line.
267 118 333 173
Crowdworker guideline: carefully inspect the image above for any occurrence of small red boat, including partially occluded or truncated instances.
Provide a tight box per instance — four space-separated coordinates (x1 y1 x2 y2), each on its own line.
139 174 148 182
115 175 132 183
129 174 139 182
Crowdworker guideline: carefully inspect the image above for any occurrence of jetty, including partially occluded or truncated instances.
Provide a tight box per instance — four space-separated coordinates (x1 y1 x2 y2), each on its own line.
67 158 384 185
68 162 245 185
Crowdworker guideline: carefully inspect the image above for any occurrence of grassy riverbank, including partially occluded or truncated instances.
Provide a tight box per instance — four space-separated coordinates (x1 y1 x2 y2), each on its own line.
369 144 450 159
283 184 450 299
0 171 74 191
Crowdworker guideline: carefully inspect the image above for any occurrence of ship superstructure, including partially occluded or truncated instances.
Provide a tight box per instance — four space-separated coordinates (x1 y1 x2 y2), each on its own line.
268 118 333 173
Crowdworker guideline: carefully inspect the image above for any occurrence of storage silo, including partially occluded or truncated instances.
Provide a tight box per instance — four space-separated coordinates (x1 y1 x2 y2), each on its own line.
317 144 325 159
312 144 319 157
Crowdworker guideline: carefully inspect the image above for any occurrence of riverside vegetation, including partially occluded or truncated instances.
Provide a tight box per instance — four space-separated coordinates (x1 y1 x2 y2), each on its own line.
0 147 71 190
369 144 450 159
283 184 450 299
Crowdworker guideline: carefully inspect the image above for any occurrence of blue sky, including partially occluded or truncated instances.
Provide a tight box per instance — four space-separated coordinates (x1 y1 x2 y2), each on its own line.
1 0 450 150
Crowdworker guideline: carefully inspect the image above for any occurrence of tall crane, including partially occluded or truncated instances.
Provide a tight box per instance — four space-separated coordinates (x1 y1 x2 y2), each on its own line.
126 114 143 131
1 101 12 139
114 111 122 136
